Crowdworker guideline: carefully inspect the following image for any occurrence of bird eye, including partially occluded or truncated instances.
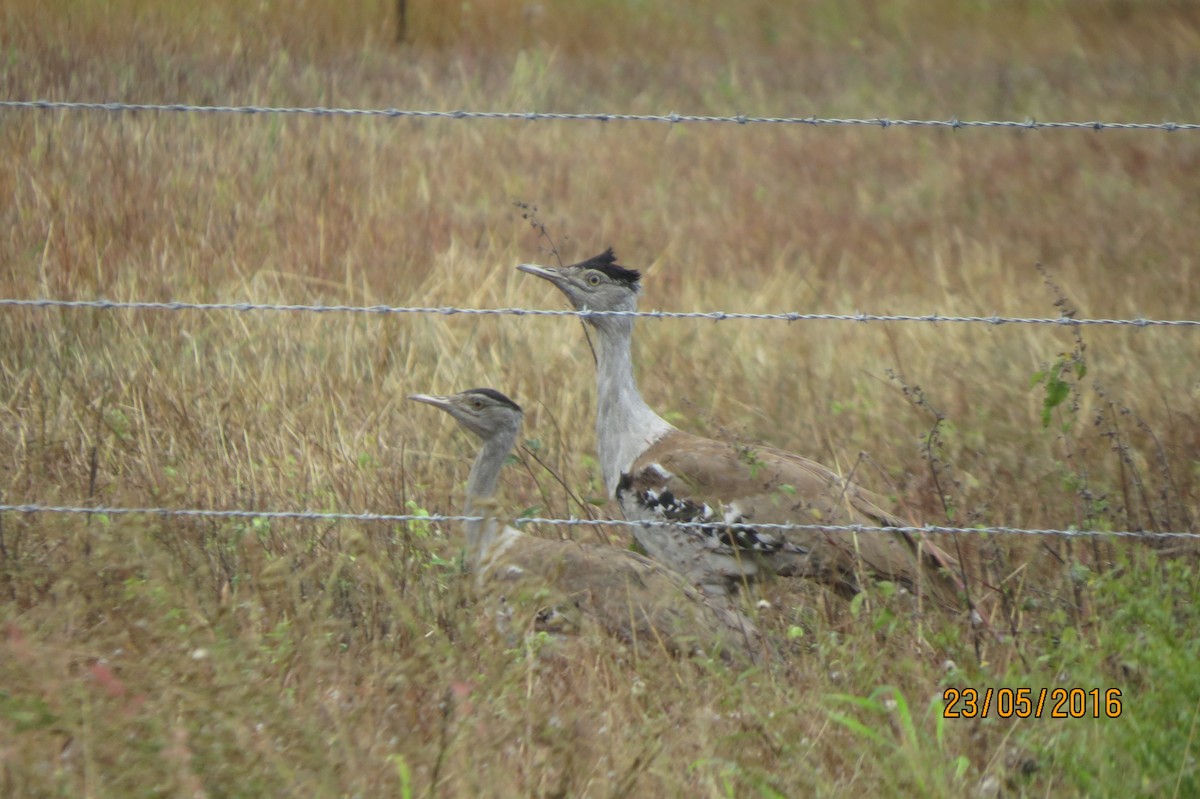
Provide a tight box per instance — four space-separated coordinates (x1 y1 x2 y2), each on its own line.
585 272 602 287
471 399 484 410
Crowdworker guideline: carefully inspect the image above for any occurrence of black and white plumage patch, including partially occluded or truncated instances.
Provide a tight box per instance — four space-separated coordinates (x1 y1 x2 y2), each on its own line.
571 248 641 287
617 469 783 555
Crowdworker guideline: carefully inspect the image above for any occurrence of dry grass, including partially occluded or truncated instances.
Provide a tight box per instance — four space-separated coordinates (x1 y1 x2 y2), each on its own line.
2 1 1200 796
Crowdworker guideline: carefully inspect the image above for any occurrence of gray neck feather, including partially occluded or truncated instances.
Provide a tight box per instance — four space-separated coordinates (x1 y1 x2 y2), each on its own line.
592 316 674 495
463 424 518 570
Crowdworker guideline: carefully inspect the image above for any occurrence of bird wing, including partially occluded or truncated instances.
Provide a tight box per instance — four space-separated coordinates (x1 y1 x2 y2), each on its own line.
620 429 960 605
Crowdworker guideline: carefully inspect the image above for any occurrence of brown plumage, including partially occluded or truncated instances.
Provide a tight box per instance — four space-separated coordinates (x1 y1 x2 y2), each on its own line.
518 250 963 608
408 388 761 663
623 431 960 606
476 513 762 660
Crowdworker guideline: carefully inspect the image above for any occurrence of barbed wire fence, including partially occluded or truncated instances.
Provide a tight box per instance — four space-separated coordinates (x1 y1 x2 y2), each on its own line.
2 298 1198 328
3 504 1198 541
2 100 1199 132
3 99 1198 539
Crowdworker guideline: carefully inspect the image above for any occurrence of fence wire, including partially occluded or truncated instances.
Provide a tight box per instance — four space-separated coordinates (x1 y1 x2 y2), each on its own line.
2 503 1196 541
2 100 1197 132
1 298 1196 329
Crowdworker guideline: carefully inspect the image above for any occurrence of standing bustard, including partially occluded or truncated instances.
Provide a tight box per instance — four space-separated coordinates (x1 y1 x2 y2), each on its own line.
408 387 760 661
518 250 961 606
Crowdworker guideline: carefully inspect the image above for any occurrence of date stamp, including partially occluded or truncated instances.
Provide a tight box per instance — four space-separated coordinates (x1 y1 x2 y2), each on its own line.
943 687 1123 719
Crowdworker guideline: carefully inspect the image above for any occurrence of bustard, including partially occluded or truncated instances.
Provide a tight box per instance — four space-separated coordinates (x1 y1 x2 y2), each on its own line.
407 387 760 661
518 250 961 606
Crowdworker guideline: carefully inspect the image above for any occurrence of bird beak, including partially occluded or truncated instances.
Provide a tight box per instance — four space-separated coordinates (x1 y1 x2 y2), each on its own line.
407 393 452 410
516 263 563 285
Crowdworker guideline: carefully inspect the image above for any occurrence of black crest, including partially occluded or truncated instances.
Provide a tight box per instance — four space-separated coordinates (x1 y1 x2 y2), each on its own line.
573 248 641 287
463 388 523 413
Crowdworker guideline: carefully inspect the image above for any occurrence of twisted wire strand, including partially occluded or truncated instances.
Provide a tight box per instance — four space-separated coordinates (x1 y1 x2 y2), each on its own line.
1 298 1194 328
3 503 1196 541
1 100 1196 132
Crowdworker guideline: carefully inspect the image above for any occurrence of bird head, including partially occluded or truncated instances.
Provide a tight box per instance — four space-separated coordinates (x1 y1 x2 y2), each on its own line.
407 388 524 442
517 248 641 322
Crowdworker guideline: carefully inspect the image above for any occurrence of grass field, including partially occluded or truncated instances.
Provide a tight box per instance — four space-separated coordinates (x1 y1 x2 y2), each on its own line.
3 1 1200 795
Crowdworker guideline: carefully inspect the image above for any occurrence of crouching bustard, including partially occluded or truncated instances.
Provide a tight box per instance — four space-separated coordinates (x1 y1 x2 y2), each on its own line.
518 250 962 608
408 387 760 662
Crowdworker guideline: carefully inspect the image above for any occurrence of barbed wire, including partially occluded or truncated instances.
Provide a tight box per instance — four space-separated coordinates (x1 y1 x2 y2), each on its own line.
3 503 1196 541
1 298 1194 329
1 100 1197 132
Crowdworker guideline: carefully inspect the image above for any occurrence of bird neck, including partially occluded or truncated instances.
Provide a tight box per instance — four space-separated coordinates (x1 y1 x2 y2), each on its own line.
592 316 674 496
463 426 518 568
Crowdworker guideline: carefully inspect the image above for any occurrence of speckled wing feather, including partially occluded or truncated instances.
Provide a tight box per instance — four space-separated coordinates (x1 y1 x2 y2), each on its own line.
619 430 960 606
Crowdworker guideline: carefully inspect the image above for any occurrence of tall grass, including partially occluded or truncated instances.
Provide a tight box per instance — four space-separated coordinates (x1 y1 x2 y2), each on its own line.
2 1 1199 795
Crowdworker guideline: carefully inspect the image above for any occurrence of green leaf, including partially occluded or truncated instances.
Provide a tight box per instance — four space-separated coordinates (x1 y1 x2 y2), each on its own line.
828 693 886 711
1045 376 1070 410
827 711 890 747
882 686 916 747
1041 375 1071 427
388 754 414 799
0 693 58 733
